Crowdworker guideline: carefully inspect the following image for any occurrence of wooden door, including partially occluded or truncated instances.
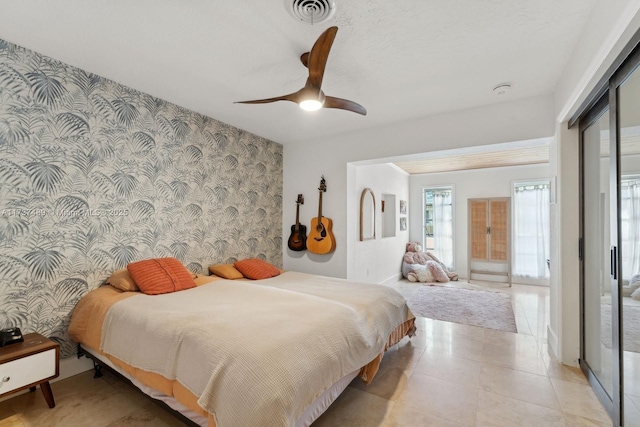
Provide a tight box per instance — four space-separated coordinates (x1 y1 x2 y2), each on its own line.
469 200 488 260
468 197 511 286
489 199 509 262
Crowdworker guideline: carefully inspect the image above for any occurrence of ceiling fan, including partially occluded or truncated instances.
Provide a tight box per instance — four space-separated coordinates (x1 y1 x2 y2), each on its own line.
236 26 367 116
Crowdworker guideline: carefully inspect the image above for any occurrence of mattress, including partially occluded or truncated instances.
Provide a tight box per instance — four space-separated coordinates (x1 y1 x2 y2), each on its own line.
69 271 415 426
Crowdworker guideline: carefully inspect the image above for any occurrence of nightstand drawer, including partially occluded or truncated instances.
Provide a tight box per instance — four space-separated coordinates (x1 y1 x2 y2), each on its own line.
0 348 56 395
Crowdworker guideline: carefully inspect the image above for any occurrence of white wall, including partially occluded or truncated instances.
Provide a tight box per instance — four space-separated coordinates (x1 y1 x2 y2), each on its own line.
409 163 551 280
283 95 556 278
555 0 640 121
551 122 581 365
348 163 409 283
548 134 560 359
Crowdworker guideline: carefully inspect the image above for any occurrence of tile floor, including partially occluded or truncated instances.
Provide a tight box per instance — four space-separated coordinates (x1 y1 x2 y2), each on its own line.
0 280 613 426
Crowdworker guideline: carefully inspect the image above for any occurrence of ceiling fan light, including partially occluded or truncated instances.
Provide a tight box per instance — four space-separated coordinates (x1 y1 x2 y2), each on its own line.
299 99 323 111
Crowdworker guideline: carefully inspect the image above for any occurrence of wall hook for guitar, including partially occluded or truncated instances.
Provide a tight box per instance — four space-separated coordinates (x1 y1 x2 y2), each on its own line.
307 176 336 254
287 194 307 251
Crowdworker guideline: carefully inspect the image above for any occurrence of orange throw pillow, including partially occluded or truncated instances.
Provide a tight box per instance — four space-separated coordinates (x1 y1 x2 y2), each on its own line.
209 264 245 280
233 258 281 280
127 257 196 295
194 273 219 286
106 268 139 292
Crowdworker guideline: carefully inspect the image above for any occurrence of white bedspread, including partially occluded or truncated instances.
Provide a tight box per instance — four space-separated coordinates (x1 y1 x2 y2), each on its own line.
100 271 412 427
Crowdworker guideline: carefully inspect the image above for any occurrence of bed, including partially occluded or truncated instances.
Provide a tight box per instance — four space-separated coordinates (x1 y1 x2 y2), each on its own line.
68 271 415 426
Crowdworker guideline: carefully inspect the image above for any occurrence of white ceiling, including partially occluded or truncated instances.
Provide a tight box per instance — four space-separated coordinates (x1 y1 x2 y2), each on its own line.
0 0 597 145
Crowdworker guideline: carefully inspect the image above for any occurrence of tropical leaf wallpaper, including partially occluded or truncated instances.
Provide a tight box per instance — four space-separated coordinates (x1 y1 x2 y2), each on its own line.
0 39 283 357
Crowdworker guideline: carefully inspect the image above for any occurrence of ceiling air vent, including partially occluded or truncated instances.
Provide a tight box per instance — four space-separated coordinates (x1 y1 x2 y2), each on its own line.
286 0 336 25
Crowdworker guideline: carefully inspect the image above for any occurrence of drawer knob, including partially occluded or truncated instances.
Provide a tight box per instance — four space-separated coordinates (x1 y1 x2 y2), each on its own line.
2 376 9 382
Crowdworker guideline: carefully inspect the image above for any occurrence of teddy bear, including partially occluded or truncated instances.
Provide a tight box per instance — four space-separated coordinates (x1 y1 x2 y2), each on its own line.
402 241 458 283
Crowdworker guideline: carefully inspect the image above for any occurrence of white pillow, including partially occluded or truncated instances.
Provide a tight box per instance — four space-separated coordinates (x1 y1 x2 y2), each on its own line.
623 281 640 297
414 268 435 283
632 287 640 301
406 264 425 282
406 264 436 283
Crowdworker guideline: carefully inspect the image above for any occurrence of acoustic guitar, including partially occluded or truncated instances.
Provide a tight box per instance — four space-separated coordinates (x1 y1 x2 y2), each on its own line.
287 194 307 251
307 176 336 254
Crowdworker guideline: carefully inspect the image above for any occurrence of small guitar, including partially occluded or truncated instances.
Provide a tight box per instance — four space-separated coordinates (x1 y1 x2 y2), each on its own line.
307 176 336 254
287 194 307 251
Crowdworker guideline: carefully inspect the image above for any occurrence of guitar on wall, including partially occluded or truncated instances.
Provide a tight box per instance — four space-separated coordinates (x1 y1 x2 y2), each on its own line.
287 194 307 251
307 176 336 254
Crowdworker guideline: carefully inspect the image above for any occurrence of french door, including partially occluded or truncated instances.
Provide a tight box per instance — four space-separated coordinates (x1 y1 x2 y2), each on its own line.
423 187 454 269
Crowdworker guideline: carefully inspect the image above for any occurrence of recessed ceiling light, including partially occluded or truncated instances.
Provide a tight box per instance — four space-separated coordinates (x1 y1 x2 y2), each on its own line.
493 83 512 96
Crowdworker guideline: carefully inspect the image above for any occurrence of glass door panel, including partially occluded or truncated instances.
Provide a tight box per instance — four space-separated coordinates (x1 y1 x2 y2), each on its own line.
583 108 613 398
423 187 453 268
618 63 640 426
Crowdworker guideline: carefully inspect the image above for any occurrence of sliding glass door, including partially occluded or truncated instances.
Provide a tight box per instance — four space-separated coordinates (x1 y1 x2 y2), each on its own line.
617 59 640 427
580 41 640 426
581 106 615 414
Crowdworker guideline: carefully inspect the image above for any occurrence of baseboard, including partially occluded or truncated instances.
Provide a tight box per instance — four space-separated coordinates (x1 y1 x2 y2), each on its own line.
512 276 550 287
547 325 559 361
0 355 93 403
57 355 95 382
380 272 402 285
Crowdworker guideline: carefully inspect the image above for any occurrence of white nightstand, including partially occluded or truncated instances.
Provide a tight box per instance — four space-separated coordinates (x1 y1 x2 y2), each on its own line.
0 332 60 408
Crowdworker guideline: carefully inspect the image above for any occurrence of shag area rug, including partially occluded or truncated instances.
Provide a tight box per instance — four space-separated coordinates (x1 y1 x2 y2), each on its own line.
407 285 517 333
601 303 640 353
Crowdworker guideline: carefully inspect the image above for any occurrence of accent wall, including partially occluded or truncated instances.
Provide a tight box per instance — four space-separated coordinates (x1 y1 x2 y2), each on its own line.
0 39 283 357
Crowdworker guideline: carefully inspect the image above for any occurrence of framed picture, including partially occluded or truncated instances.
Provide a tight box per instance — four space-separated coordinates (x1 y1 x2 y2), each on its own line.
399 217 407 231
399 200 407 214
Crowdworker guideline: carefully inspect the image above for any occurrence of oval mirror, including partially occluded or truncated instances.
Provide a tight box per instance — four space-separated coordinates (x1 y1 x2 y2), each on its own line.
360 188 376 241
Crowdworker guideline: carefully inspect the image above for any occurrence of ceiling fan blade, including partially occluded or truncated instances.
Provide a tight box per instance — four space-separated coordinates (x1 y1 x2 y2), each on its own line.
237 26 366 117
300 52 309 68
308 26 338 89
235 93 299 105
323 96 367 115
